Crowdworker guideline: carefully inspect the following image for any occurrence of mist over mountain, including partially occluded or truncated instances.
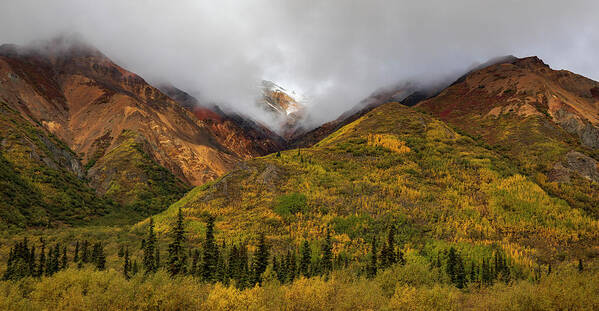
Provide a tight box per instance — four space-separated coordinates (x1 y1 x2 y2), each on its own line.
1 0 599 132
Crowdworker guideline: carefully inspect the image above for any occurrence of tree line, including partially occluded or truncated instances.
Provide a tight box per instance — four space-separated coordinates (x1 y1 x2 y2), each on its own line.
4 208 520 290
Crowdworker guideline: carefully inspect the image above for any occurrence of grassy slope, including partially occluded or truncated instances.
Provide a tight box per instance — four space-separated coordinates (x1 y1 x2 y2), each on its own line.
0 102 111 230
148 102 599 265
89 129 190 217
417 61 599 216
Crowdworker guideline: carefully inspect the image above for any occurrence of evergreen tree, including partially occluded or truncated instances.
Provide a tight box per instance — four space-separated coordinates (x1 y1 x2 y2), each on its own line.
252 233 269 285
446 247 466 288
95 243 106 271
60 246 67 270
322 229 333 273
381 225 397 269
578 259 584 272
81 240 90 263
73 241 80 263
202 215 219 282
300 240 311 277
3 238 36 280
28 244 36 276
287 250 297 281
168 208 188 276
143 218 157 273
118 245 125 258
132 260 139 275
366 236 377 278
37 239 46 277
123 247 131 279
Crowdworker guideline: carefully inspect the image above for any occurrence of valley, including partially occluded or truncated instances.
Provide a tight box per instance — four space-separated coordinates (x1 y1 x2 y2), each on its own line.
1 41 599 310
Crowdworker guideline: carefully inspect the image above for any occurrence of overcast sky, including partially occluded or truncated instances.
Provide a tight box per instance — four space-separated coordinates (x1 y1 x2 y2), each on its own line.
1 0 598 128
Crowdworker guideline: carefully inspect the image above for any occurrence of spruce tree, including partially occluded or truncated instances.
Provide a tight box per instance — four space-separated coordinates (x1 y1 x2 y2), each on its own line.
132 260 139 275
37 239 46 277
300 240 311 277
73 241 80 263
252 233 269 285
446 247 465 288
381 225 397 269
81 240 90 263
123 247 131 279
578 259 584 272
366 236 377 278
321 229 333 273
95 243 106 271
61 246 67 270
168 208 187 276
143 218 157 273
202 215 218 282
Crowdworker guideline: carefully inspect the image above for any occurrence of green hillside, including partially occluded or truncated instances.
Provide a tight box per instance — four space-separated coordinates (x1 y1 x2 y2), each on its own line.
88 129 190 216
0 102 111 230
147 102 599 267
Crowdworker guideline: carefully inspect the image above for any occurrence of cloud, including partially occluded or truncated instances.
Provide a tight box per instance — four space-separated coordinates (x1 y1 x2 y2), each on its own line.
1 0 598 129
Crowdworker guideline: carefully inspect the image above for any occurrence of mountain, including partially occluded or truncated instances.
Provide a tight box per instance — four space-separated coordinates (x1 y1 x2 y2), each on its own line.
158 84 285 158
146 100 599 264
289 81 446 148
0 37 282 220
0 101 113 229
260 80 306 139
417 56 599 215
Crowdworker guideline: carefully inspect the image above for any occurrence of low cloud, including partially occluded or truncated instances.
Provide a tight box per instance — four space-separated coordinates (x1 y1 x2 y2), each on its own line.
1 0 598 129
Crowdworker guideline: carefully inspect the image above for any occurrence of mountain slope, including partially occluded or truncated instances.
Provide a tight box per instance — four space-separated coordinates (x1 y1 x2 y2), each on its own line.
0 102 111 229
145 102 599 265
417 56 599 215
0 38 254 214
158 84 285 158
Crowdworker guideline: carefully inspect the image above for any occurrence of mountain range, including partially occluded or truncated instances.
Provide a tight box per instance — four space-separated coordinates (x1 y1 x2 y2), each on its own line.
1 38 598 263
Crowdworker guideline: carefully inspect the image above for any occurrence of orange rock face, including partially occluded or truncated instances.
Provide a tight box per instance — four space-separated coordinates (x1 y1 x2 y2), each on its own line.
0 41 280 187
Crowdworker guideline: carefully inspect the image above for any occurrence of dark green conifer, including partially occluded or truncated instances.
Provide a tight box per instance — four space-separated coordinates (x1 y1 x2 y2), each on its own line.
123 247 131 279
366 236 377 278
202 215 219 282
252 233 269 285
81 240 90 263
95 243 106 271
143 218 157 273
168 208 187 276
73 241 79 263
60 246 67 270
300 240 311 277
37 239 46 277
381 225 397 269
132 260 139 275
321 229 333 273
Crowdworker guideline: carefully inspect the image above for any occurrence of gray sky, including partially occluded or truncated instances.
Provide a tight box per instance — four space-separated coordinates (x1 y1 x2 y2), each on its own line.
1 0 598 128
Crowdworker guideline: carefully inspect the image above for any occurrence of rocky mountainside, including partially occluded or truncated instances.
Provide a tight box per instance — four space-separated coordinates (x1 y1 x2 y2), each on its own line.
0 38 280 220
158 84 285 158
288 81 445 148
417 56 599 215
259 80 307 139
0 102 111 229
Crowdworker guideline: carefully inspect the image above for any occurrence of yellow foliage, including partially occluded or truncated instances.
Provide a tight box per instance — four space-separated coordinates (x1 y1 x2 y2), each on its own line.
368 134 411 154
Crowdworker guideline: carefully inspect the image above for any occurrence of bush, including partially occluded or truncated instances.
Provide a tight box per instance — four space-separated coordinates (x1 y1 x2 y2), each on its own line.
273 193 307 217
